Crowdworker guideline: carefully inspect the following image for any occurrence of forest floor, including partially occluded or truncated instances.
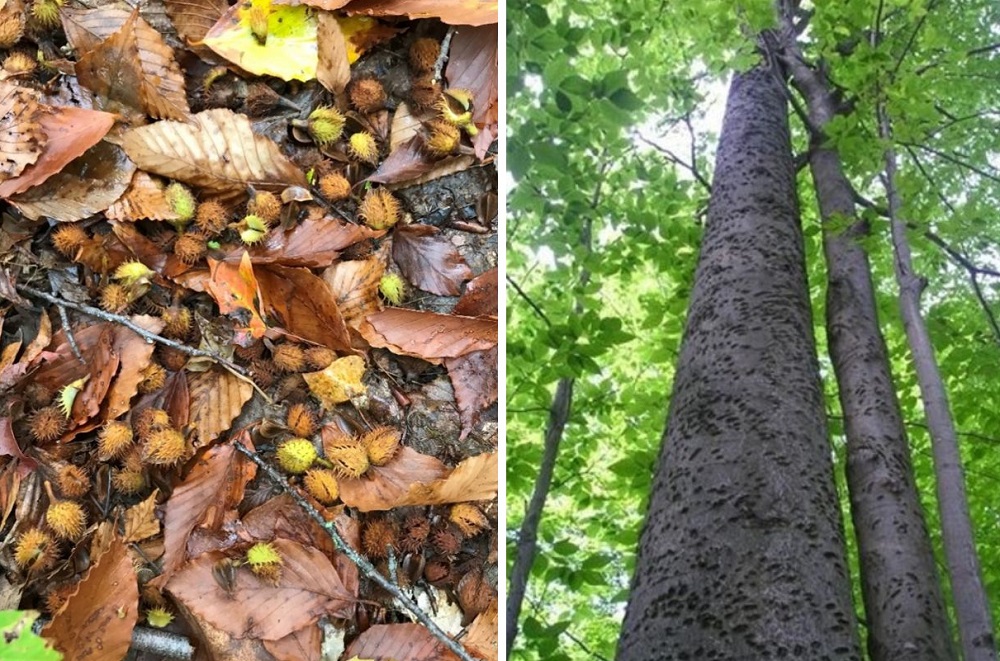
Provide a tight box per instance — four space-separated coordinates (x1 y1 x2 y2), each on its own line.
0 1 498 659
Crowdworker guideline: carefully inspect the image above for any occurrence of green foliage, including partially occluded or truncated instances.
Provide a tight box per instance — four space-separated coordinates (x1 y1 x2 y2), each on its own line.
508 0 1000 658
0 611 62 661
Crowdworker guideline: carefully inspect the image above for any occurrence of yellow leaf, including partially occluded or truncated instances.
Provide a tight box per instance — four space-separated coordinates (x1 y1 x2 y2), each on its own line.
303 355 366 410
201 3 318 81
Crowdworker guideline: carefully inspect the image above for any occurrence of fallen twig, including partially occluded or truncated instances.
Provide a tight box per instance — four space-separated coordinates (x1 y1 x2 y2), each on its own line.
130 626 194 660
433 27 457 83
231 441 480 661
54 300 84 363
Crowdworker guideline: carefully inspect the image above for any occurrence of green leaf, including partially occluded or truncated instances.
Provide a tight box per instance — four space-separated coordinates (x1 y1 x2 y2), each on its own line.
0 611 63 661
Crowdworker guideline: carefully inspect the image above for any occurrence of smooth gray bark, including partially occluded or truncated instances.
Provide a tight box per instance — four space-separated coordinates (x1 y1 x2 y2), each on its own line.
879 108 997 661
617 65 861 661
779 26 957 659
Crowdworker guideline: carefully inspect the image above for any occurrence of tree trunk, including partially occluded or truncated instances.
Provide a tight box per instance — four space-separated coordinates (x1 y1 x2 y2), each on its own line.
617 65 861 660
879 107 998 661
779 30 956 659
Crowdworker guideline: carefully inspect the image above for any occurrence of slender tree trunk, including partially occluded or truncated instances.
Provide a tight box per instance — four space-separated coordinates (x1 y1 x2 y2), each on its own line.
617 65 861 660
879 107 998 661
778 26 956 659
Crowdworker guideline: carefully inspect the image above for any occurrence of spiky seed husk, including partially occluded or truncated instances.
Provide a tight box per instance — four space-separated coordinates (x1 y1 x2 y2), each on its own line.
51 224 89 257
112 468 146 494
400 514 431 553
195 200 228 235
326 440 369 479
424 558 451 583
134 408 170 442
250 358 277 387
113 260 154 286
347 131 379 165
286 402 317 437
146 608 174 628
234 341 264 362
431 525 463 556
317 173 351 201
138 362 167 394
410 75 441 110
303 469 339 505
274 374 305 401
360 426 401 466
174 232 207 264
100 283 132 313
143 427 186 465
28 406 65 442
307 106 345 146
409 38 439 73
246 542 282 582
362 518 397 559
305 346 337 370
46 500 86 540
98 421 134 460
14 527 56 572
423 118 461 157
358 188 401 230
23 382 54 409
449 503 488 537
271 343 306 372
247 191 281 223
378 273 405 305
348 77 386 113
0 10 25 47
157 345 189 372
3 50 36 76
276 438 317 474
165 182 196 225
29 0 60 29
57 465 90 499
161 307 193 339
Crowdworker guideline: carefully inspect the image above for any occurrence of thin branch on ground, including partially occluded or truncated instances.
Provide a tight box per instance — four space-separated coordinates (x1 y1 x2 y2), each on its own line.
231 442 480 661
505 275 552 327
52 296 84 363
433 27 457 82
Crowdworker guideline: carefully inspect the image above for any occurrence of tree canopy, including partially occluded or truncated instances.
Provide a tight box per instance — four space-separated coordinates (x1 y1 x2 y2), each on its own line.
506 0 1000 658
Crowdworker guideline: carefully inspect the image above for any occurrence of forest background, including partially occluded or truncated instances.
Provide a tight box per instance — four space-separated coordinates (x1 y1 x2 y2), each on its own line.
506 0 1000 658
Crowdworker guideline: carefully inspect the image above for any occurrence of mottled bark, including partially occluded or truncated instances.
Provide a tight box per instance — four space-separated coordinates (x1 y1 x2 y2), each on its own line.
879 108 997 661
780 27 956 659
617 66 861 660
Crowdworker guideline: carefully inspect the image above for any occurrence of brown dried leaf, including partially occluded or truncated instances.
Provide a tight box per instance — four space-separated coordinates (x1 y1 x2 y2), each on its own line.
343 623 462 661
256 265 353 352
389 102 421 152
0 106 116 200
106 171 181 221
241 493 340 563
456 567 495 623
206 253 267 346
9 141 136 222
317 11 350 97
464 604 498 661
362 308 497 360
123 489 160 542
337 445 449 512
121 108 306 200
162 0 228 50
0 417 35 473
392 223 472 296
399 452 497 506
111 221 193 279
0 81 45 181
229 216 382 269
103 315 164 420
187 367 254 448
446 24 498 128
262 625 322 661
445 346 497 440
454 267 497 317
321 256 383 330
343 0 497 26
0 460 21 530
44 536 139 661
168 539 354 641
156 439 256 586
31 324 118 427
369 135 474 187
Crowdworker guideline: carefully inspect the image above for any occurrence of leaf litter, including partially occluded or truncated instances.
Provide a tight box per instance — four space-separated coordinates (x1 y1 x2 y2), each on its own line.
0 0 497 658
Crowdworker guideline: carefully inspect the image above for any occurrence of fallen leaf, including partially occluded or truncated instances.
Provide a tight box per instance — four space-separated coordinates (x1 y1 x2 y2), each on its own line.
456 567 495 623
256 265 353 352
263 624 322 661
0 417 35 473
44 536 139 661
398 452 497 506
0 459 22 531
106 171 181 222
445 24 498 129
464 604 498 661
123 489 161 542
317 11 350 96
121 109 307 200
0 81 45 181
103 315 164 420
231 216 382 269
453 267 497 317
162 0 228 49
187 367 254 448
206 253 268 346
343 623 462 661
31 324 118 427
336 446 449 512
241 493 340 563
9 141 136 222
392 223 473 296
342 0 497 26
168 539 354 641
175 600 274 661
368 136 475 187
388 102 421 152
156 440 256 586
0 106 116 200
445 346 497 440
75 7 190 120
337 15 401 61
362 308 497 360
110 221 192 279
303 355 366 409
202 3 318 82
321 256 383 329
